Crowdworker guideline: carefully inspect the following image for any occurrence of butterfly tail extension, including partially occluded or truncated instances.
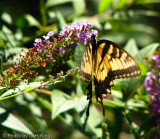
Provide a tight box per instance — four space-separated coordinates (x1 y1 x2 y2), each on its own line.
94 76 114 116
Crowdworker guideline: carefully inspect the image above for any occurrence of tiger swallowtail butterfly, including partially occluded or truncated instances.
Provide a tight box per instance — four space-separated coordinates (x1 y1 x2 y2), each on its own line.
80 35 141 116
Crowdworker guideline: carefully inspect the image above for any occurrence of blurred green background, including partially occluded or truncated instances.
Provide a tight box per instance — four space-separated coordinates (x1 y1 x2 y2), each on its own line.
0 0 160 138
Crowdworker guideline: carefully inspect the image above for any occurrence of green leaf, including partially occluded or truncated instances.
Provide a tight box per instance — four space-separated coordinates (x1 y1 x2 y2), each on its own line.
35 95 52 112
135 43 159 62
86 106 103 138
0 85 26 100
72 0 85 14
121 78 141 101
75 80 84 97
115 0 129 9
56 11 67 30
60 113 94 137
0 59 5 77
98 0 112 13
0 82 42 100
138 62 148 76
135 0 160 4
46 0 73 7
100 99 125 108
4 47 28 63
75 96 88 113
67 42 85 68
0 87 6 92
1 26 18 48
51 90 78 119
23 14 41 27
139 117 155 137
1 12 12 24
0 107 33 134
25 82 42 92
127 99 147 110
25 87 33 92
124 38 139 57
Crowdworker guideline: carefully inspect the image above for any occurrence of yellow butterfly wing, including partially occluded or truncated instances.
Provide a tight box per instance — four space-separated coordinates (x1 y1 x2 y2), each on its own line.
80 35 141 116
80 42 93 83
80 41 94 116
94 39 141 115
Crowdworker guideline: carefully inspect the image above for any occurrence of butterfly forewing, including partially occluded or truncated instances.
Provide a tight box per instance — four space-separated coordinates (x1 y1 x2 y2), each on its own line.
97 40 141 80
80 41 94 116
80 43 93 83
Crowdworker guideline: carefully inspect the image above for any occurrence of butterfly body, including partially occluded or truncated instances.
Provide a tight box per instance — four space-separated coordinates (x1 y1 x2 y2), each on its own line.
80 35 141 116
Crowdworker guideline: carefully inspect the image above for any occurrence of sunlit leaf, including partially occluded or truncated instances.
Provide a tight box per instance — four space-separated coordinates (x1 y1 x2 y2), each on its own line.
75 96 88 113
67 42 85 68
87 106 103 138
138 62 148 76
25 82 42 92
102 99 124 108
25 87 33 92
23 14 41 27
124 38 139 56
72 0 85 14
1 12 12 24
98 0 112 13
51 90 78 119
0 82 42 100
135 43 159 62
0 107 33 134
115 0 130 9
1 26 18 48
0 86 26 100
127 99 147 110
46 0 73 7
56 11 67 30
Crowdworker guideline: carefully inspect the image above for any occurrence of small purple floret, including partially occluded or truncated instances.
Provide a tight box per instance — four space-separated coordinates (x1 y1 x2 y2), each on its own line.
14 66 17 70
47 31 54 37
35 38 42 43
43 35 50 40
59 48 65 54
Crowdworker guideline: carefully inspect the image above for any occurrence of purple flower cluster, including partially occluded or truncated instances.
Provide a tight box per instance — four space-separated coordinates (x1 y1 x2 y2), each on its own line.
34 31 54 53
59 21 98 45
33 21 98 55
144 55 160 135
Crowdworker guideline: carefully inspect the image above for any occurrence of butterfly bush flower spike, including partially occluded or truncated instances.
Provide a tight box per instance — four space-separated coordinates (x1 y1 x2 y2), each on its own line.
0 21 97 89
144 55 160 136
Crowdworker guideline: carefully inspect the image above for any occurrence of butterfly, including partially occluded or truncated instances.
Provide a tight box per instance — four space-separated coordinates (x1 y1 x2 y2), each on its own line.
80 35 141 116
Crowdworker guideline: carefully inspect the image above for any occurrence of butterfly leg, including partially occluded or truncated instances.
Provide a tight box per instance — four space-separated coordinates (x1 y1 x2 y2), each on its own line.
86 82 92 117
97 97 105 116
